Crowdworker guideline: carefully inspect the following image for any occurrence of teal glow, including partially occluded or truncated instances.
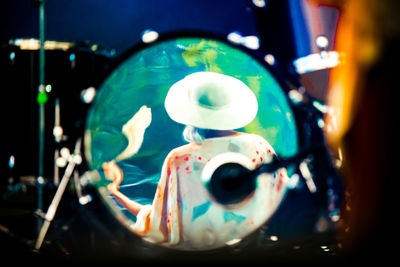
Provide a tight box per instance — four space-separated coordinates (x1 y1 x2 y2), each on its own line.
85 37 298 219
9 52 15 61
192 201 211 221
223 211 246 224
69 53 76 62
37 92 48 105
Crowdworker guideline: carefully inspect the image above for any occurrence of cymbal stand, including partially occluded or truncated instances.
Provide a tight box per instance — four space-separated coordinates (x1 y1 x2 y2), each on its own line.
35 0 47 233
34 139 82 251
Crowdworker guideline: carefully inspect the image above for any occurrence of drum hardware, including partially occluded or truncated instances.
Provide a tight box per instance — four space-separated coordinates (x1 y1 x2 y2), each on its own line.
80 86 97 104
293 35 341 75
203 144 323 206
53 150 60 186
53 98 64 143
264 54 276 66
73 170 93 205
227 31 261 50
10 38 73 51
2 36 112 254
52 97 72 185
34 138 83 251
34 0 47 234
53 98 62 185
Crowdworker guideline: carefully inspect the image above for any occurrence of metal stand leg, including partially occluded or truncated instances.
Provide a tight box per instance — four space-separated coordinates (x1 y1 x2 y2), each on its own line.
34 157 76 251
36 0 47 234
34 139 82 251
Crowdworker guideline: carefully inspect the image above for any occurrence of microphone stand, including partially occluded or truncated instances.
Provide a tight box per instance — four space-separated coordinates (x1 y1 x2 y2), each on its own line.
207 144 341 206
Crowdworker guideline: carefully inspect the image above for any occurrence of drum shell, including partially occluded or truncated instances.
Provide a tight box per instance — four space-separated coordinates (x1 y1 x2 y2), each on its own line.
2 40 112 181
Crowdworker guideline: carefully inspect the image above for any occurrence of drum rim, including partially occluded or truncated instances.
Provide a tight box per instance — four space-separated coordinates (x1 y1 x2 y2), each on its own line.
98 30 294 95
84 29 303 238
4 38 115 57
82 31 333 252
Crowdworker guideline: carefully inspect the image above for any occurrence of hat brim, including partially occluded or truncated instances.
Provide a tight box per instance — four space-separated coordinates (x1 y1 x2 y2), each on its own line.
164 72 258 130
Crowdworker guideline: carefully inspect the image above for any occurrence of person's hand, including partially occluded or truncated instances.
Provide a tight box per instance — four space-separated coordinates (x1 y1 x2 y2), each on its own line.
115 105 152 161
107 182 119 195
103 161 123 188
123 105 152 134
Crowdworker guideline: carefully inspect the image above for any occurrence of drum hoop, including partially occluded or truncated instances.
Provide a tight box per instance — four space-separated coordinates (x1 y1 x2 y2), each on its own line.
7 38 115 57
83 31 328 251
99 30 294 95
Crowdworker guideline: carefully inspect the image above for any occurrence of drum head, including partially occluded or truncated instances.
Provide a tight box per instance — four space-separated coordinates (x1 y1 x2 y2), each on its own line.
84 35 298 249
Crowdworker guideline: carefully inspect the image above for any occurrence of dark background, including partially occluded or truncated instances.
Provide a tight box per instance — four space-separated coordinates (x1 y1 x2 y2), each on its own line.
0 0 315 61
1 0 262 56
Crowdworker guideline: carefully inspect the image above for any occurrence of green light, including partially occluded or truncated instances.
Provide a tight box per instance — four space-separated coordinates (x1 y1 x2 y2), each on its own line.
37 92 48 105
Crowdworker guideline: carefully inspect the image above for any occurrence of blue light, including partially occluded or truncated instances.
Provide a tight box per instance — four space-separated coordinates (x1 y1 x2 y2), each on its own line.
288 0 311 58
9 155 15 168
69 53 76 62
9 52 15 61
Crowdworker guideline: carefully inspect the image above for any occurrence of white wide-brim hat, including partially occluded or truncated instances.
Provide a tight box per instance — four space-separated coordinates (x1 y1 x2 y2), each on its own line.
164 72 258 130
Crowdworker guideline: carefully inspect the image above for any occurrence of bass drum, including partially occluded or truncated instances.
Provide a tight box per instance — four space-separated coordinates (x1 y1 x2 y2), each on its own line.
82 33 339 258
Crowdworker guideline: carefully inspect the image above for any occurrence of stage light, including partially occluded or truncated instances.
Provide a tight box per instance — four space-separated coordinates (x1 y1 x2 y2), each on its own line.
293 51 340 74
142 30 159 43
317 118 325 129
79 195 92 205
242 35 260 50
53 126 63 140
37 176 45 185
45 84 52 93
270 235 278 241
37 92 48 105
316 35 329 50
80 87 96 104
264 54 275 65
288 89 304 104
14 38 40 50
312 100 330 113
287 173 300 189
252 0 267 8
8 155 15 169
336 147 343 168
330 214 340 223
299 159 317 193
69 53 75 62
227 32 260 50
13 39 72 50
320 245 330 252
90 44 98 52
225 238 242 246
9 52 15 61
227 31 243 44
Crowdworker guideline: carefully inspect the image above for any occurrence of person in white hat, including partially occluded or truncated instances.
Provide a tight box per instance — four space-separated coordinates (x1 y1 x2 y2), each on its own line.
105 71 288 250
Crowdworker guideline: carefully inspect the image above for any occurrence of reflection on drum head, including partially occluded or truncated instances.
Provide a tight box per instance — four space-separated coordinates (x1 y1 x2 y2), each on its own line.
85 36 298 250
